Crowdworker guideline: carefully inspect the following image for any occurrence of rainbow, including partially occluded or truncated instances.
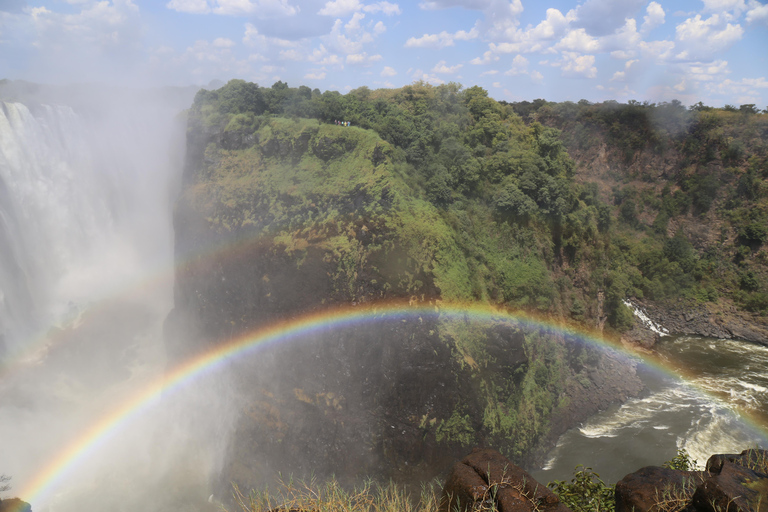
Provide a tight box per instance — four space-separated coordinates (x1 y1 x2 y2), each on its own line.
16 301 768 508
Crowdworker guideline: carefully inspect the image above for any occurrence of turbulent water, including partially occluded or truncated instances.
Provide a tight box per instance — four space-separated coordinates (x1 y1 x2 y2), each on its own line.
533 334 768 484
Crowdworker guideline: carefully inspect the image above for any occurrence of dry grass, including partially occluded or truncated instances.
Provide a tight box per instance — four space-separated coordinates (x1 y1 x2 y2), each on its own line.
652 477 698 512
229 476 444 512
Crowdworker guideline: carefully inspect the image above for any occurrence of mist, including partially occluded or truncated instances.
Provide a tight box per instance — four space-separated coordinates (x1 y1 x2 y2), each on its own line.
0 81 237 511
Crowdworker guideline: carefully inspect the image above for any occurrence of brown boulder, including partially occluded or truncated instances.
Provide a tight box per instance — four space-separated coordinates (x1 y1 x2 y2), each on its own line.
441 448 571 512
0 498 32 512
615 466 706 512
691 461 768 512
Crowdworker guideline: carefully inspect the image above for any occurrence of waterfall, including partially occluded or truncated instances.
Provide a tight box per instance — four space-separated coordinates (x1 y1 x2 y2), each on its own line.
0 97 185 355
623 298 669 336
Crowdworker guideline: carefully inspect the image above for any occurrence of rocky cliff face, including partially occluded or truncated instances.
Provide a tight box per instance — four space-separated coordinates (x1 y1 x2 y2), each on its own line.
167 104 643 495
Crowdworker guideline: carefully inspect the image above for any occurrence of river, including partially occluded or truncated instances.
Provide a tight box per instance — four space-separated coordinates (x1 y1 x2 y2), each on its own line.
532 334 768 484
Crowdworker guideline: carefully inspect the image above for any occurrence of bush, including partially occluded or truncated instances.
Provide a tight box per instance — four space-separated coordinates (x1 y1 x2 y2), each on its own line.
548 466 615 512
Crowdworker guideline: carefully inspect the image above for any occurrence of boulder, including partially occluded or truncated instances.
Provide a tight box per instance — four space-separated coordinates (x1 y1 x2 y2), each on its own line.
615 466 705 512
691 461 768 512
0 498 32 512
441 448 571 512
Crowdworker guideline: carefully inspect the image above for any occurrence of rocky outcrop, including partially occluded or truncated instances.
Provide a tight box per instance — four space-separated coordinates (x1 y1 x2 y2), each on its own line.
615 449 768 512
622 298 768 348
442 449 571 512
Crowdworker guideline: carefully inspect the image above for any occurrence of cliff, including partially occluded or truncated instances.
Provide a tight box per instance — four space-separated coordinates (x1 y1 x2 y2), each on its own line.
165 81 643 492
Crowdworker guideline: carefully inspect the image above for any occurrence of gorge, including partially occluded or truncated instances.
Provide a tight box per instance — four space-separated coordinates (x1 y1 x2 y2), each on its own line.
0 80 766 511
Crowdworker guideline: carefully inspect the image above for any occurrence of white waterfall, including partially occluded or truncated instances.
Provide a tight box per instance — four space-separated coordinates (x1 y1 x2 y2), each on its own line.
623 298 669 336
0 96 185 354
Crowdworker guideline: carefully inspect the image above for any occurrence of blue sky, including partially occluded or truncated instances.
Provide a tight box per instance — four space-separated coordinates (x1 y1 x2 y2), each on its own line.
1 0 767 106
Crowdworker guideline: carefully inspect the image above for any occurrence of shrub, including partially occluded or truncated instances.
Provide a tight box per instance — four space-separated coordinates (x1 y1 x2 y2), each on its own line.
548 466 615 512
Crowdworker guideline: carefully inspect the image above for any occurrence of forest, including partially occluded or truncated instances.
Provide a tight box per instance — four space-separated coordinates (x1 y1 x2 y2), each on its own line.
188 79 768 335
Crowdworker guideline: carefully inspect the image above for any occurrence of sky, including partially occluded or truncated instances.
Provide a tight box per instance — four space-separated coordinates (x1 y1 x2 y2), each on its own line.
1 0 767 107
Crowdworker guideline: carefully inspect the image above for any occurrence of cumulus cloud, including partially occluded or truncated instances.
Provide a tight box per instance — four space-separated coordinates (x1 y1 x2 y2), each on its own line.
503 54 528 75
556 52 597 78
431 60 462 73
318 0 362 16
641 1 665 33
555 28 600 52
530 69 544 83
380 65 396 76
168 0 299 17
304 70 327 79
411 69 445 85
318 0 400 16
404 25 478 48
346 51 381 64
610 58 637 81
746 0 768 24
674 14 744 60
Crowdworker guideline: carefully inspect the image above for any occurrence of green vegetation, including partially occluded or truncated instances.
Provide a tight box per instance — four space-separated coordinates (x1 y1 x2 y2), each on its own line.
183 79 768 470
548 466 615 512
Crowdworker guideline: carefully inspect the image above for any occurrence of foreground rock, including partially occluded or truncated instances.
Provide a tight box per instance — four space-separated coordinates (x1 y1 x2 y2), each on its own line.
441 448 571 512
615 449 768 512
0 498 32 512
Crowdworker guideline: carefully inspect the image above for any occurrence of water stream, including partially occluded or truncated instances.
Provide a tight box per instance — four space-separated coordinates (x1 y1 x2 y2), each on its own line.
532 334 768 484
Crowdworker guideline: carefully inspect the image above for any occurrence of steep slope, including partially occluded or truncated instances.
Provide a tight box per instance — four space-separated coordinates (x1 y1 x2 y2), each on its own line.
166 82 642 493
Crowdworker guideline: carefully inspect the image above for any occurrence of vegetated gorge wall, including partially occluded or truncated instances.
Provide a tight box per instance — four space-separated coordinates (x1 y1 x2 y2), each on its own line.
164 105 642 494
530 101 768 348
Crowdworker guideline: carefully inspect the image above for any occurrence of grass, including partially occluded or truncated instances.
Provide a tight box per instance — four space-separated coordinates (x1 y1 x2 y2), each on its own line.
229 476 445 512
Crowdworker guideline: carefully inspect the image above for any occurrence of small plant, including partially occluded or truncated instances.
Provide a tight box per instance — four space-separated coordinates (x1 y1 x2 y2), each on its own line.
663 448 698 471
548 465 615 512
735 447 768 474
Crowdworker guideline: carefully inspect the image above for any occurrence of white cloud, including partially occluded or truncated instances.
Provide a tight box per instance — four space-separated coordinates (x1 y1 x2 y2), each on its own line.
432 60 463 73
318 0 362 16
674 14 743 59
373 21 386 34
503 54 528 75
555 28 600 52
556 52 597 78
530 70 544 83
345 11 365 32
610 58 637 81
746 0 768 24
242 22 297 49
212 37 235 47
676 59 730 81
411 69 445 85
166 0 209 14
404 26 478 48
168 0 299 17
346 52 382 64
641 1 665 33
528 8 570 40
363 1 401 15
305 70 327 79
381 66 397 76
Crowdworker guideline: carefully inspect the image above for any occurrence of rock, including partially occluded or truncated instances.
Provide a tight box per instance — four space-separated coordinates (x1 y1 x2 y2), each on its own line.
615 449 768 512
691 461 768 512
441 448 571 512
706 449 768 473
615 466 705 512
622 324 660 349
0 498 32 512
